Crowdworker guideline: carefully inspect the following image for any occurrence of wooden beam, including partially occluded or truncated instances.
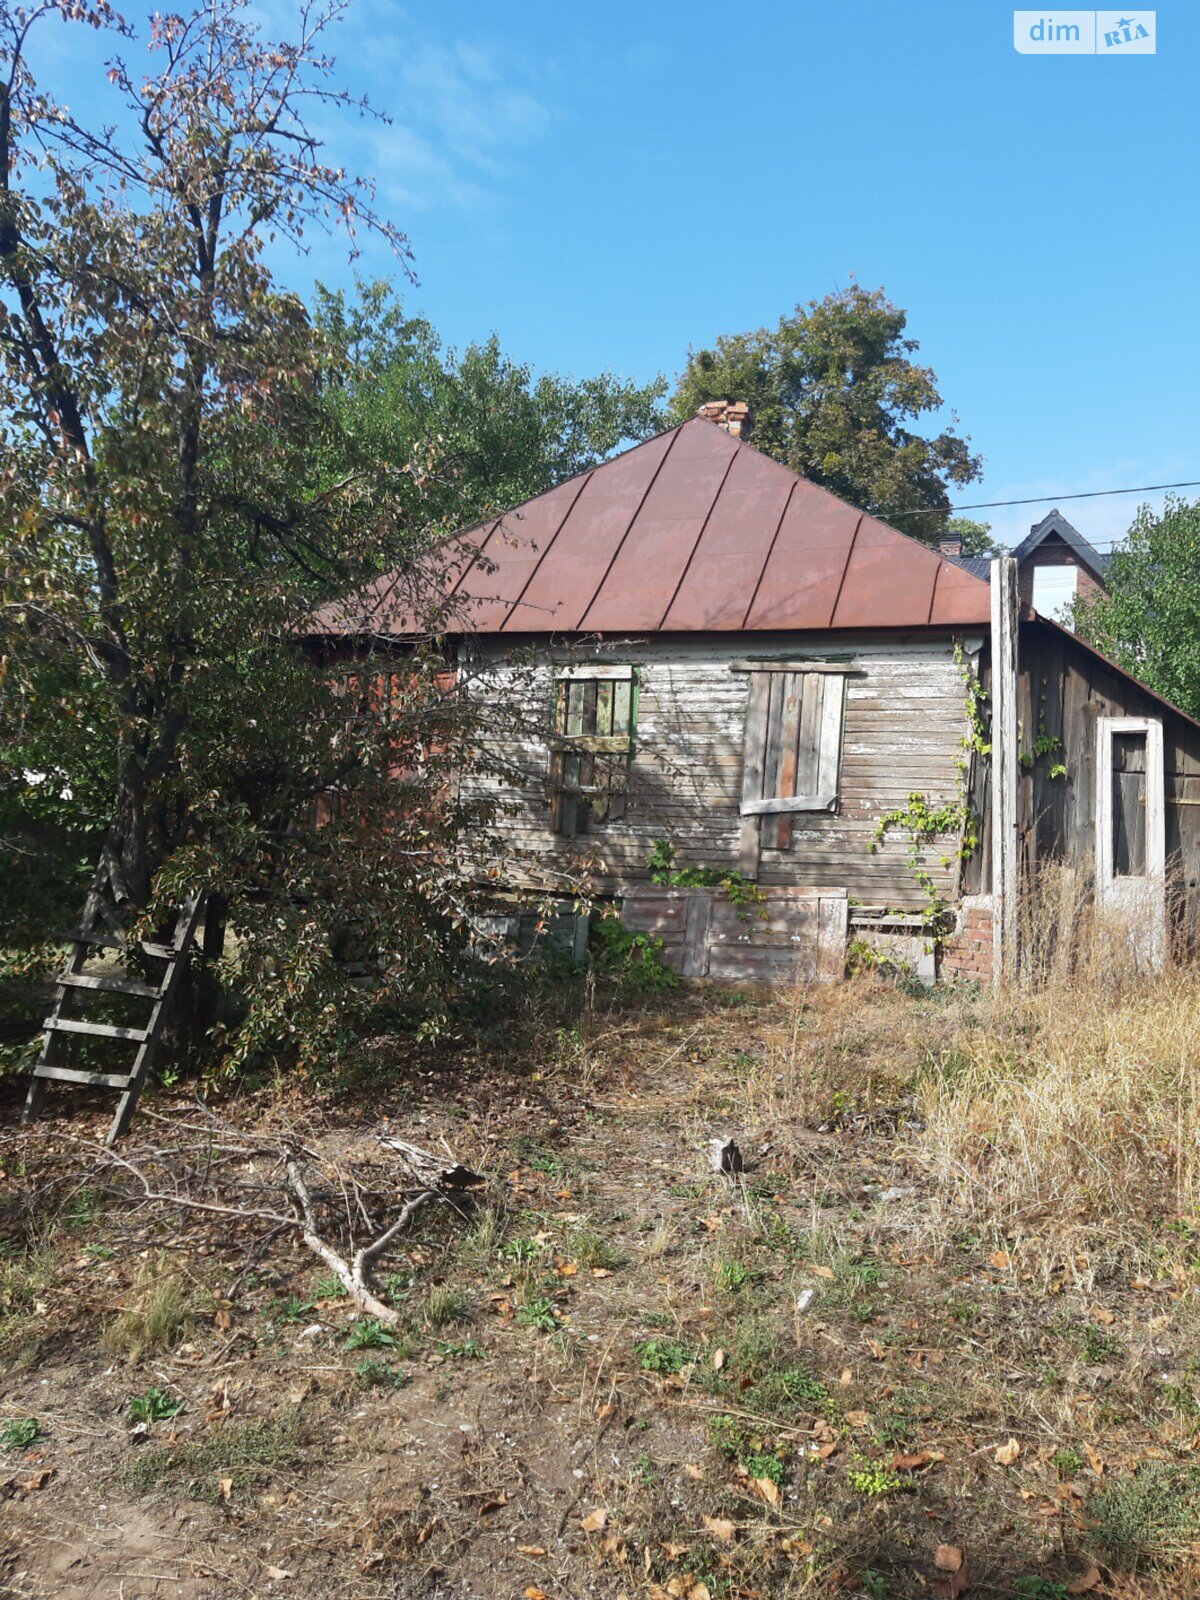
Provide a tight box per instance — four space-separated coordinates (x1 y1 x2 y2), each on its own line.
729 660 866 675
990 556 1020 984
738 673 771 878
740 794 837 816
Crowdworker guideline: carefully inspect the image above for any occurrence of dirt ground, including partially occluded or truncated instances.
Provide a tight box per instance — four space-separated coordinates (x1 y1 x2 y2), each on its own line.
1 981 1198 1599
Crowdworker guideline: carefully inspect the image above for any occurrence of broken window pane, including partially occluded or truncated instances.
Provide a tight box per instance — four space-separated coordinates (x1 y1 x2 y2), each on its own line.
1111 730 1147 877
550 668 635 837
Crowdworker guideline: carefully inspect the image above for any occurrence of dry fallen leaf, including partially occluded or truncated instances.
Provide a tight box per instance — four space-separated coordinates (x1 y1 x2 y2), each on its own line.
478 1490 508 1516
994 1438 1021 1466
702 1515 735 1543
753 1476 781 1507
844 1409 870 1427
661 1541 689 1559
216 1476 233 1501
581 1507 608 1533
683 1463 704 1480
935 1545 963 1572
264 1566 291 1581
523 1589 548 1600
989 1250 1011 1270
809 1264 836 1280
517 1546 547 1557
711 1348 726 1372
893 1451 932 1471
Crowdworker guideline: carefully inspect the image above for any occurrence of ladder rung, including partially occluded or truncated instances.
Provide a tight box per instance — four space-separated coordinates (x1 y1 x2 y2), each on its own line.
33 1064 134 1090
43 1017 149 1042
63 929 128 949
58 972 161 1000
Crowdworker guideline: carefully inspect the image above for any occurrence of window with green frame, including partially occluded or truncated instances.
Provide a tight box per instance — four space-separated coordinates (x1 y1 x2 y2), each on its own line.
549 665 636 837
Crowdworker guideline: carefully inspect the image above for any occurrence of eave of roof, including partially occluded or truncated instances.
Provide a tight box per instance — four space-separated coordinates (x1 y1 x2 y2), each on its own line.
1013 509 1109 581
1032 614 1200 736
310 417 992 638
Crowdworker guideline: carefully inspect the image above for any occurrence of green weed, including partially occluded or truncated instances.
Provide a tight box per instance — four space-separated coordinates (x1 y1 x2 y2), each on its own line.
128 1388 182 1424
633 1337 694 1374
344 1317 396 1351
0 1415 40 1449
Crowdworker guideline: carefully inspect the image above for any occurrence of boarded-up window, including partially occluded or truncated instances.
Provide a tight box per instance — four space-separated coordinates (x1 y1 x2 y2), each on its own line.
735 665 849 877
550 666 636 837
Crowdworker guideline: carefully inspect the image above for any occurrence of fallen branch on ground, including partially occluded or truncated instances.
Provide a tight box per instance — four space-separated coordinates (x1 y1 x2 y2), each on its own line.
17 1119 484 1325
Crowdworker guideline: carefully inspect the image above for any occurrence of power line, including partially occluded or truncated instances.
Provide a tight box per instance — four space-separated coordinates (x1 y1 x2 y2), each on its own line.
899 478 1200 517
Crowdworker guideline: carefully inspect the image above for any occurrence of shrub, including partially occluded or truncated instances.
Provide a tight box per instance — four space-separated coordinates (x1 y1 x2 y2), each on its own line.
591 916 678 995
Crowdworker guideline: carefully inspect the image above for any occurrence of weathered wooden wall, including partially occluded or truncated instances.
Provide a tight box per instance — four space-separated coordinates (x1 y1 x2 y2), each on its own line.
965 620 1200 943
460 634 975 910
622 886 848 983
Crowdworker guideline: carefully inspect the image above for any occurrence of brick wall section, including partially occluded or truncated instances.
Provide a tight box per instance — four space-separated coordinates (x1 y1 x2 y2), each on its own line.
939 895 994 983
1017 546 1106 609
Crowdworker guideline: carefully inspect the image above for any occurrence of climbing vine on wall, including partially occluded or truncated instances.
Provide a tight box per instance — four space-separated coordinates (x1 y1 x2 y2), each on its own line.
869 642 987 914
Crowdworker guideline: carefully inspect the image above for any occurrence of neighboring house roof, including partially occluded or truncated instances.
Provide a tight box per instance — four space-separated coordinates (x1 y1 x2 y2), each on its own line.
946 554 993 582
1012 509 1110 579
314 416 991 637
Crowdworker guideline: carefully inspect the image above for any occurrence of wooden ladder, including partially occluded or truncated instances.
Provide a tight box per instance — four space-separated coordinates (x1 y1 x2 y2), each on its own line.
22 845 206 1144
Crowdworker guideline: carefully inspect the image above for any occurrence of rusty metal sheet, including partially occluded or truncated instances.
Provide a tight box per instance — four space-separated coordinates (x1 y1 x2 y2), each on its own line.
662 445 796 630
929 559 992 626
507 429 675 630
580 421 738 632
462 476 592 633
829 515 939 629
745 483 860 630
317 416 993 638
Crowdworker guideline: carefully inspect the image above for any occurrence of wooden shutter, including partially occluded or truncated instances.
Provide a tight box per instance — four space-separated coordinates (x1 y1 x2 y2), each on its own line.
737 669 846 876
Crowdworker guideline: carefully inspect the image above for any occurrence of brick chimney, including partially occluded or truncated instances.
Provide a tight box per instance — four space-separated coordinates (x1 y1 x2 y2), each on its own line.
696 399 751 439
938 533 964 558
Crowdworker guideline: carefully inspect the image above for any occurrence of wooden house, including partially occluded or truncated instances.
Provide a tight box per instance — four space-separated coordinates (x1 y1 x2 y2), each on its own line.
313 405 1200 983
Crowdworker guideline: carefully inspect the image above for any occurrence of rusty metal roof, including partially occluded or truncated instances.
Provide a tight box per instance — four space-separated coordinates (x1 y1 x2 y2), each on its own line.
313 417 992 637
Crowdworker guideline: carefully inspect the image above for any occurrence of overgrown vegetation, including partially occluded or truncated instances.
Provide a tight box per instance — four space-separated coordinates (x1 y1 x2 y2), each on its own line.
5 951 1200 1592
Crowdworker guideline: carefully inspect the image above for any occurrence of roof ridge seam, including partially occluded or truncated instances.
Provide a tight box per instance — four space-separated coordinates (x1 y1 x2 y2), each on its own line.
496 468 595 632
575 427 682 631
926 554 942 627
740 477 798 629
658 440 741 630
827 513 863 629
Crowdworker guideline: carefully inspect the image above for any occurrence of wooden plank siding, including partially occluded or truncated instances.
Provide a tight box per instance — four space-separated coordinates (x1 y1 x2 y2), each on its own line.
992 620 1200 948
458 636 976 910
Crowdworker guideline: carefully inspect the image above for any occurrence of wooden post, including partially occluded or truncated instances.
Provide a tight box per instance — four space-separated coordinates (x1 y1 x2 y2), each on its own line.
990 556 1020 983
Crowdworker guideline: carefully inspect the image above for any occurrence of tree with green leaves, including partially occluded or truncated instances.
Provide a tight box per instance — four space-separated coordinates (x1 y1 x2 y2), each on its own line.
1074 497 1200 720
314 281 666 532
672 286 981 539
944 517 1002 556
0 0 487 1064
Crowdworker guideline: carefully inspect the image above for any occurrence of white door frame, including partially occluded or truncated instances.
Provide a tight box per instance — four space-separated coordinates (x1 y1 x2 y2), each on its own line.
1095 715 1166 970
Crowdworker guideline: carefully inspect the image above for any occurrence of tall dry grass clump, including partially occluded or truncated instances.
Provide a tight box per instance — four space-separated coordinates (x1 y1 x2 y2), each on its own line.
917 863 1200 1270
734 863 1200 1275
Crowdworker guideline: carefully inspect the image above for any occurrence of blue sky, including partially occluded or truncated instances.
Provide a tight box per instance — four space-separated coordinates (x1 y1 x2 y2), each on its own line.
34 1 1197 551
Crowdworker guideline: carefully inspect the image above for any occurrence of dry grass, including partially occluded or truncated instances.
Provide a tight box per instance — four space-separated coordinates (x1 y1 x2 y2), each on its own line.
102 1253 195 1359
714 874 1200 1281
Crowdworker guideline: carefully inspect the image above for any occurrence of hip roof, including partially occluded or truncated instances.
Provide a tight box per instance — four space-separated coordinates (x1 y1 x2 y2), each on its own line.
313 415 992 637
